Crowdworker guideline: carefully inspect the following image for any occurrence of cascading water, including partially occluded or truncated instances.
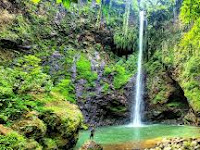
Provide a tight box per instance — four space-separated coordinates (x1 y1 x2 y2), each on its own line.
131 11 145 127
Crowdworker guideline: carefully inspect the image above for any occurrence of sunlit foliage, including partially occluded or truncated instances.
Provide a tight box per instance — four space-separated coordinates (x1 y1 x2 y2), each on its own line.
180 0 200 24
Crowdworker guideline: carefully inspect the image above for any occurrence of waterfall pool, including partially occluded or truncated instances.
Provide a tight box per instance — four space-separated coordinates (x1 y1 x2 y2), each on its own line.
74 124 200 150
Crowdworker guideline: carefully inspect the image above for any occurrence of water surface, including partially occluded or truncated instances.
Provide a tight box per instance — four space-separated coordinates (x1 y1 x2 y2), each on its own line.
75 124 200 150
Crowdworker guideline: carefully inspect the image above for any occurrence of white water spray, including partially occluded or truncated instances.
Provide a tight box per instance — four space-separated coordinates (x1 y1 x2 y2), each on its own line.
132 11 145 127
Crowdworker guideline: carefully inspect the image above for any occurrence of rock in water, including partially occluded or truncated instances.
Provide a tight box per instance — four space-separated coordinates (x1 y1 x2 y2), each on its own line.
80 140 103 150
145 137 200 150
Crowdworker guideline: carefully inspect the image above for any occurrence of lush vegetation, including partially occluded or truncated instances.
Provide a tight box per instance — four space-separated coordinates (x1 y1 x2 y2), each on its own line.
175 0 200 112
1 0 200 149
76 55 98 86
144 0 200 114
32 0 101 9
0 0 139 148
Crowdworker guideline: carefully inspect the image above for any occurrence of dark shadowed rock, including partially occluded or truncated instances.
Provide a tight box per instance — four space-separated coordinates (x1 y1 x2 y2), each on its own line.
0 39 31 52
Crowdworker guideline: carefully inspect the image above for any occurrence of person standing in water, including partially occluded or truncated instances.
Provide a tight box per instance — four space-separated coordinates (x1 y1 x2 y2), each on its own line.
90 125 96 139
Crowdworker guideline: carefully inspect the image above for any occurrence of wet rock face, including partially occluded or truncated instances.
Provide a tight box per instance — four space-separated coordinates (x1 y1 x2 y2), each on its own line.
77 90 131 126
42 51 66 83
75 52 134 127
183 109 200 126
144 71 190 124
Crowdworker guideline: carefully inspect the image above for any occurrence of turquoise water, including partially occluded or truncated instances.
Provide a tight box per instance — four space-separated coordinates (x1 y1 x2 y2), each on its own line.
74 124 200 150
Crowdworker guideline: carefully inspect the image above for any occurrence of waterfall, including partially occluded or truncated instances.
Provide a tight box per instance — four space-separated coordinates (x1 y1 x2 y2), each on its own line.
131 11 145 127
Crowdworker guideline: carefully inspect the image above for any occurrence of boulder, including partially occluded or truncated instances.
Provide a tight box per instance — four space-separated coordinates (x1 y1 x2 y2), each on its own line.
145 138 200 150
40 100 83 149
80 140 103 150
12 111 47 139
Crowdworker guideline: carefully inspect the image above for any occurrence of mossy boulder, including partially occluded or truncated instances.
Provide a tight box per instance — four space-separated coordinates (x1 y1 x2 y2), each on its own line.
0 125 27 149
0 125 42 150
25 139 42 150
0 99 83 150
41 100 83 149
12 111 47 139
41 138 58 150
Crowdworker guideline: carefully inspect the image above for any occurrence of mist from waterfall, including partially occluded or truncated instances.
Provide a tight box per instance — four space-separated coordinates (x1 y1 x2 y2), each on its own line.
131 11 145 127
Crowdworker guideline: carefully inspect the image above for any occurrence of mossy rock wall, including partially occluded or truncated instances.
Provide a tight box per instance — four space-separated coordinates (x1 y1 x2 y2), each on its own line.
144 57 190 124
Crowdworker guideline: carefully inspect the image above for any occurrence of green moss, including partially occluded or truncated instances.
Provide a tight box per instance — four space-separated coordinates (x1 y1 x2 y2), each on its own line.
145 57 174 105
0 67 15 98
25 139 42 150
104 66 114 75
0 115 8 124
52 79 76 103
94 43 102 51
76 55 98 86
146 61 163 76
167 102 186 108
108 106 127 113
0 95 42 124
102 83 110 93
0 132 26 149
153 90 167 104
103 54 137 89
183 87 200 112
42 138 58 150
0 55 55 123
0 130 42 150
64 49 77 65
12 112 47 139
0 55 52 97
113 65 130 89
88 92 96 97
42 100 83 139
145 51 164 76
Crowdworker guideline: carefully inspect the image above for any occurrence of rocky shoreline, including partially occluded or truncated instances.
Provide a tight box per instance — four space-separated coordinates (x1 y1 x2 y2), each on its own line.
145 137 200 150
79 140 103 150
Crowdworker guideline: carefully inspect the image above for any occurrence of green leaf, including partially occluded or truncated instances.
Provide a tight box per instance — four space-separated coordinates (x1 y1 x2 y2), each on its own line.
56 0 62 3
96 0 101 4
31 0 40 3
62 0 71 9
